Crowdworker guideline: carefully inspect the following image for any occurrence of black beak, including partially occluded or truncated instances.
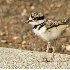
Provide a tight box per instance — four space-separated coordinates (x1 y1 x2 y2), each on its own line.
24 20 30 23
24 20 32 23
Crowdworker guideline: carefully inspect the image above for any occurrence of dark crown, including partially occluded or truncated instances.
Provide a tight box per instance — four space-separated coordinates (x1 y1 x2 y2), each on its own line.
31 12 45 20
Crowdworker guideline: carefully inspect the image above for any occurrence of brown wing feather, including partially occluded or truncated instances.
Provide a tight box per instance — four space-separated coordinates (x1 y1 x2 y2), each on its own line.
45 17 70 30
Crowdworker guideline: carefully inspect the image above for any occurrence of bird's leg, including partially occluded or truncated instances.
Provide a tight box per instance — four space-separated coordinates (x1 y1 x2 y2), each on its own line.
46 41 56 61
53 39 56 49
51 46 55 61
46 41 51 52
51 39 56 60
52 39 56 54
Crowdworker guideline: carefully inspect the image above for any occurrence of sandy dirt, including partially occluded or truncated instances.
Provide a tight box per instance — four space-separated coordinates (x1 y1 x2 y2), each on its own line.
0 47 70 69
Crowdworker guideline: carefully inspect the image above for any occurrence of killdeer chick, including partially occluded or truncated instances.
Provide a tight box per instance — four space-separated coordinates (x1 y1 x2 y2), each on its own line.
24 12 70 61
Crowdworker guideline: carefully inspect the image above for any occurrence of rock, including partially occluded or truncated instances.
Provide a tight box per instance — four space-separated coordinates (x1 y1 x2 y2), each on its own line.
0 31 6 36
12 36 21 44
22 41 26 44
21 8 27 16
31 6 35 10
66 45 70 51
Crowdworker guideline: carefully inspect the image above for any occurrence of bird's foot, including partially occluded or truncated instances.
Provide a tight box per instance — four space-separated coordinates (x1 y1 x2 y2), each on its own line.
46 47 53 53
46 49 48 53
50 56 54 62
43 57 50 62
43 56 54 62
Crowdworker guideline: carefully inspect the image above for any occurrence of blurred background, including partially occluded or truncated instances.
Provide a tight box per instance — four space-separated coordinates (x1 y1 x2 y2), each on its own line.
0 0 70 54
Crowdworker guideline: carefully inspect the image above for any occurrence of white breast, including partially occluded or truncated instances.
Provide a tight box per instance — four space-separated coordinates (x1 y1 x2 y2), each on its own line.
33 26 46 39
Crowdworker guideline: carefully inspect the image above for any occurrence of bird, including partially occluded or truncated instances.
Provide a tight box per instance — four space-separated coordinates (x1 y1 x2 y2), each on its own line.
24 12 70 61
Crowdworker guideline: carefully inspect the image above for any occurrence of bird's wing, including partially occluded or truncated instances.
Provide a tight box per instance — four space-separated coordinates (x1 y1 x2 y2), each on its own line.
45 17 70 30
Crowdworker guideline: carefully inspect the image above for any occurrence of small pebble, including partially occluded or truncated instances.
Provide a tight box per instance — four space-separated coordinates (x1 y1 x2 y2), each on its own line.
4 24 11 29
50 15 55 19
1 40 7 43
31 6 35 10
56 4 62 8
0 32 6 36
66 45 70 51
21 9 27 16
13 36 19 40
21 44 26 49
22 41 26 45
50 3 55 8
12 36 21 44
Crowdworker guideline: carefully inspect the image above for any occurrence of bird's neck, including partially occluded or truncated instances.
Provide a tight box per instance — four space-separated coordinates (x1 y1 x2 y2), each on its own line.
29 18 46 26
33 22 46 30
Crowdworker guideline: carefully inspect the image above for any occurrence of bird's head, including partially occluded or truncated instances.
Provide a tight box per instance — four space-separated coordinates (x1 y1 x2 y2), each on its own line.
24 12 46 26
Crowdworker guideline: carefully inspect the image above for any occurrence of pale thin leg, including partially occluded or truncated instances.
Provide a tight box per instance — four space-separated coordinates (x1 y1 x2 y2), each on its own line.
51 46 55 61
51 40 56 61
52 39 56 57
46 41 55 61
46 41 51 52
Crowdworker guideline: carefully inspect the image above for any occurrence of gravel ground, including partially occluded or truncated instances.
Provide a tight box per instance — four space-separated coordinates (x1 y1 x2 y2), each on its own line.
0 47 70 69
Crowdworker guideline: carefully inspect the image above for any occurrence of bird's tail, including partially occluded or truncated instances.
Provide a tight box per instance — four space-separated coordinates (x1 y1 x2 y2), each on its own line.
62 17 70 25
